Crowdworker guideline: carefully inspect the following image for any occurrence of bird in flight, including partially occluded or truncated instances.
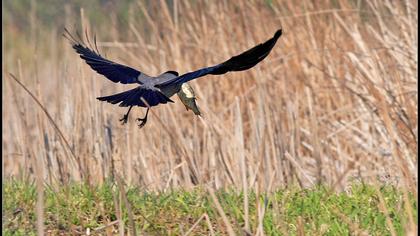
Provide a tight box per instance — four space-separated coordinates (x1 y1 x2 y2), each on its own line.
65 28 282 128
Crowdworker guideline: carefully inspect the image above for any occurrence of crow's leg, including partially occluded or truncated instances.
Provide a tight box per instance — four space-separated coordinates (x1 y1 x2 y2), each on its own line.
136 108 150 128
119 105 133 125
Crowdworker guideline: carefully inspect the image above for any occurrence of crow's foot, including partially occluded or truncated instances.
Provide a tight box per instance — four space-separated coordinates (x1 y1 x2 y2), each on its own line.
119 115 129 125
136 117 147 128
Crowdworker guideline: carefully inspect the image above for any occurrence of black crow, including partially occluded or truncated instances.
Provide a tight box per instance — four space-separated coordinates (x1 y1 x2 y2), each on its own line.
65 28 282 128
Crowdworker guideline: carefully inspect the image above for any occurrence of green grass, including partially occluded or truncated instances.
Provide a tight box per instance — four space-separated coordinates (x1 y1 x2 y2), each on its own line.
3 180 417 235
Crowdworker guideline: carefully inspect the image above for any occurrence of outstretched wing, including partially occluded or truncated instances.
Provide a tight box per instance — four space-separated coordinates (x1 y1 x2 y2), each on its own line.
65 29 151 84
159 29 282 86
97 86 174 107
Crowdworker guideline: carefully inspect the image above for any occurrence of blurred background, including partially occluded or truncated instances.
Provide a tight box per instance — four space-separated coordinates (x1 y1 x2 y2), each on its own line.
2 0 418 192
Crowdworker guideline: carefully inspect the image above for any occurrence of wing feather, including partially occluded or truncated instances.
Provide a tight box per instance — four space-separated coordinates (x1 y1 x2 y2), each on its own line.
160 29 282 86
65 30 151 84
72 44 147 84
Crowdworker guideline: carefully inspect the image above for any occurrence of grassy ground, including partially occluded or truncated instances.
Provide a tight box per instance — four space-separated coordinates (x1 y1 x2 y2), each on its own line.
3 180 417 235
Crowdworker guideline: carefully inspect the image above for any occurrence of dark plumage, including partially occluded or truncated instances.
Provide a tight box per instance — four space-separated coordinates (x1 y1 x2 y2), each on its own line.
65 28 282 127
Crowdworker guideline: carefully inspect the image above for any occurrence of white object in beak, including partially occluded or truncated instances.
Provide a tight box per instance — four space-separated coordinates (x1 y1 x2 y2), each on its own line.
177 83 201 116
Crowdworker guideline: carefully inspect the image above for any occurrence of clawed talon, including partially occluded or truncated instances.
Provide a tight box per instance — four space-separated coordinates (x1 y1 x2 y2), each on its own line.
136 118 147 128
117 107 149 128
136 108 150 128
119 106 133 125
119 115 129 125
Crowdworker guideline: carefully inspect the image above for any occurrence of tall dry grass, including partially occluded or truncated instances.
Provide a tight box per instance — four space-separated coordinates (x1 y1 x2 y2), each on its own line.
3 0 417 195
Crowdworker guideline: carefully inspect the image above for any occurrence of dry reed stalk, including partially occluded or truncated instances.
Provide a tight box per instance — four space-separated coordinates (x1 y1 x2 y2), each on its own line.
235 98 250 231
115 175 138 236
207 186 236 236
183 214 205 236
370 178 398 236
35 151 45 236
203 213 216 236
296 216 305 236
111 184 125 236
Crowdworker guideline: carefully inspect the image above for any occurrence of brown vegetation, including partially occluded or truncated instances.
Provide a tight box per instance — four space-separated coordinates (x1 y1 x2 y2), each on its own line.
3 0 417 192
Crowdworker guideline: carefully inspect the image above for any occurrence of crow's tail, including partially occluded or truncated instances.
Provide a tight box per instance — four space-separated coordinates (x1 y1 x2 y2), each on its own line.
97 87 173 107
